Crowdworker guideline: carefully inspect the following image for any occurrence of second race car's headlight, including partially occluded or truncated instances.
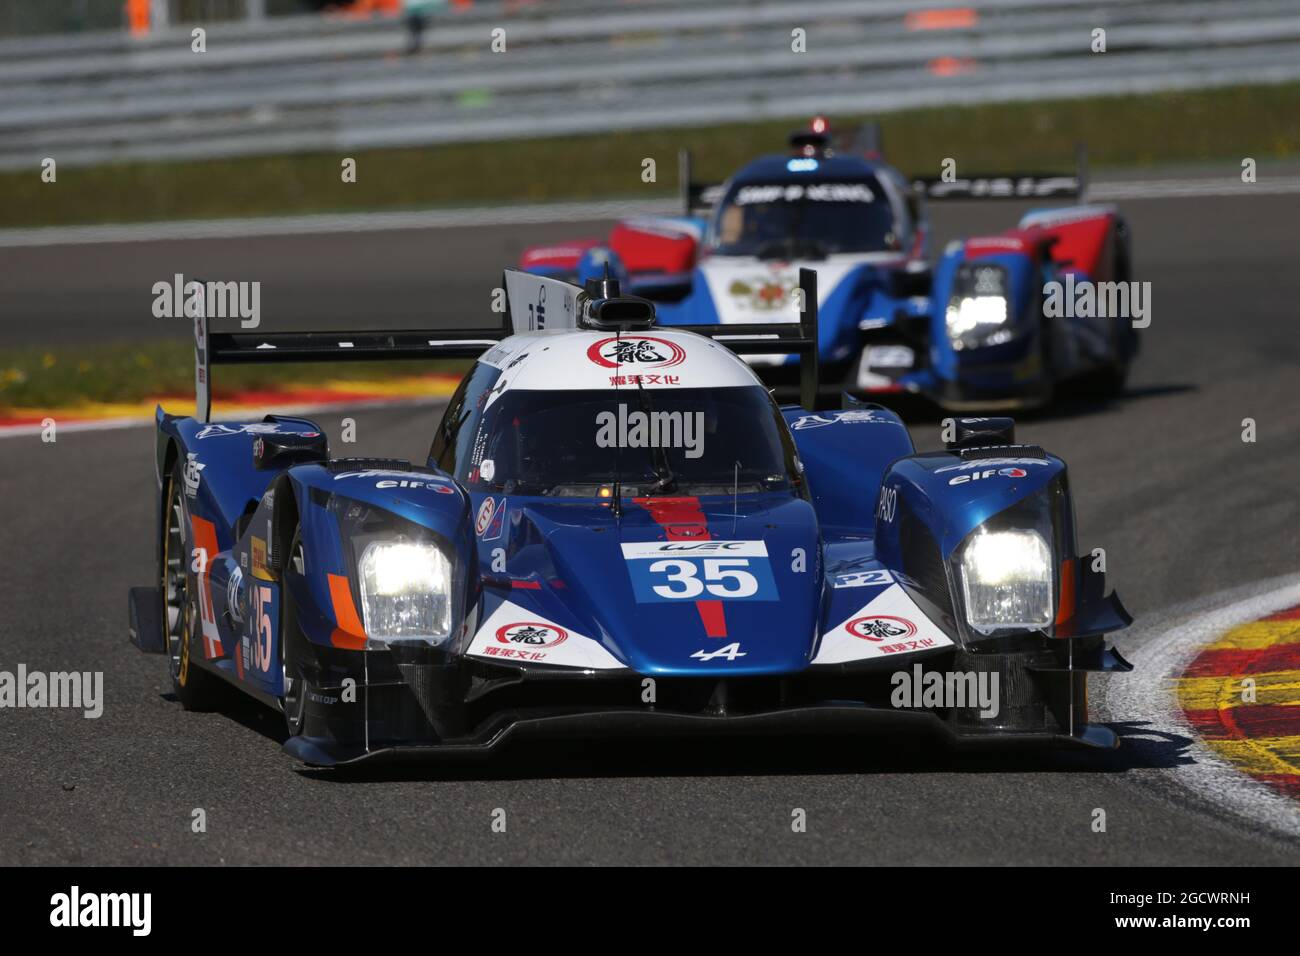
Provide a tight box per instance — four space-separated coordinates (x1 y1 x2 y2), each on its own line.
357 540 452 644
956 528 1054 635
945 263 1012 350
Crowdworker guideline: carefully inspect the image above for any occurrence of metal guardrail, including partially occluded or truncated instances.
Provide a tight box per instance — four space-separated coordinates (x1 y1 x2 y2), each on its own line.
1 0 1298 170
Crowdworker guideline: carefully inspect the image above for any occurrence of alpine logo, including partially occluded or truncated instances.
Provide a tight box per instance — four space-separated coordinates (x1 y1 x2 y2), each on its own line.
586 335 686 369
846 615 917 642
496 622 568 649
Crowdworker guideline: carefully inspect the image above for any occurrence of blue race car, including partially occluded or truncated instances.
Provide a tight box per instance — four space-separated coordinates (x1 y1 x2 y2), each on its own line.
128 268 1133 765
521 119 1138 411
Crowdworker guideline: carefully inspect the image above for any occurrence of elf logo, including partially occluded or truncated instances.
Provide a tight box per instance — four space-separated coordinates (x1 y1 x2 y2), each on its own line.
948 466 1027 486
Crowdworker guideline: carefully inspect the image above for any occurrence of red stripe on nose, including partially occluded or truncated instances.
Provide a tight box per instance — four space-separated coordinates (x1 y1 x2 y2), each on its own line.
695 600 727 638
636 496 728 638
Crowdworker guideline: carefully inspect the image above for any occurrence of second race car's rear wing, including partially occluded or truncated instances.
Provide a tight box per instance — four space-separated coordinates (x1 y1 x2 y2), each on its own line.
910 143 1090 202
678 148 724 216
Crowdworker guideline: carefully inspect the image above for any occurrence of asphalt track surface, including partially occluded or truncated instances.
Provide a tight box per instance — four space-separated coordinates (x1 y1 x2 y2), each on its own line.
1 192 1299 865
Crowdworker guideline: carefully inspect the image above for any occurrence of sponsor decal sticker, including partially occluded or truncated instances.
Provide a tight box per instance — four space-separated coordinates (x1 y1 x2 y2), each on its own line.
727 273 795 313
832 569 894 589
374 478 455 493
196 422 319 440
467 601 623 668
847 615 918 642
480 497 506 540
587 335 686 369
250 536 272 581
476 497 498 536
947 466 1029 486
496 622 568 649
790 409 891 430
813 583 954 664
934 457 1050 474
182 453 204 497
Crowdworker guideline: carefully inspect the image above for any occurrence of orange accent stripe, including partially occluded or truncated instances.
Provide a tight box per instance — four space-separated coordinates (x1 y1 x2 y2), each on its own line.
1055 557 1076 626
327 573 368 650
191 516 223 659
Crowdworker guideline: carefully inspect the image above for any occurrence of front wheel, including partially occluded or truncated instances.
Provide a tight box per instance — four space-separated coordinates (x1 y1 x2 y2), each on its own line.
280 529 309 736
162 465 224 711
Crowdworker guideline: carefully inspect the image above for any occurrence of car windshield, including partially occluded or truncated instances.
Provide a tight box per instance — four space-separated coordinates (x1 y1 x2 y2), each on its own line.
461 386 800 498
709 177 900 258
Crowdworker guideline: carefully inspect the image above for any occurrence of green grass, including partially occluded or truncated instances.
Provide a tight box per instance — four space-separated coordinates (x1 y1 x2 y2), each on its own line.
0 340 469 409
3 82 1299 229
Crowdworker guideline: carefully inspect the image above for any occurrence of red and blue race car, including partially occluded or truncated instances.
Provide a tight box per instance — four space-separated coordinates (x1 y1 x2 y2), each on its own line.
522 119 1138 410
127 267 1133 765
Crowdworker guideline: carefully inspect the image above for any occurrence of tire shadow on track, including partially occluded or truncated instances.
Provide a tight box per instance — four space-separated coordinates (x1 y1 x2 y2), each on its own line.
279 721 1198 785
165 670 1197 784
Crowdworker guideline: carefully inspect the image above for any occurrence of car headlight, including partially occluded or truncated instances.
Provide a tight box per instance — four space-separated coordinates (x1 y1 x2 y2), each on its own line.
945 263 1013 350
956 528 1054 635
357 540 452 644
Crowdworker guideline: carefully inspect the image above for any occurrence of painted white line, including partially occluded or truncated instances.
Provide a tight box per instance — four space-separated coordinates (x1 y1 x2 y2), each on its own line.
0 393 449 439
0 198 680 249
1090 177 1300 201
1 176 1298 248
1100 572 1300 841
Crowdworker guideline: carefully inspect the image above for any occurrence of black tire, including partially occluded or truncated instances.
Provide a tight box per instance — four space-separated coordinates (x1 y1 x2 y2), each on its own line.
162 464 224 711
280 528 309 737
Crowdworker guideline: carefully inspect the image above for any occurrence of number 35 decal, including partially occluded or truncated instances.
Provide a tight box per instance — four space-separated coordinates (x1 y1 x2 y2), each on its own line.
253 585 275 673
621 541 778 603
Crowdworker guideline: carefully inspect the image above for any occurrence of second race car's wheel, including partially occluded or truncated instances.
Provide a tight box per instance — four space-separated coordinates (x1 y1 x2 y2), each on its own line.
162 465 224 711
279 529 309 736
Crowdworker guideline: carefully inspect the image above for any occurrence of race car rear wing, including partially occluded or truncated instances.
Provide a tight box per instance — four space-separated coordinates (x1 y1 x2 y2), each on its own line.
193 268 821 422
910 143 1090 202
192 309 510 423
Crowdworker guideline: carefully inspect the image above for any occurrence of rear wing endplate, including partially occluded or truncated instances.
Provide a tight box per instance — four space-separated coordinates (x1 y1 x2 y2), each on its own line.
192 308 509 423
678 148 724 216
